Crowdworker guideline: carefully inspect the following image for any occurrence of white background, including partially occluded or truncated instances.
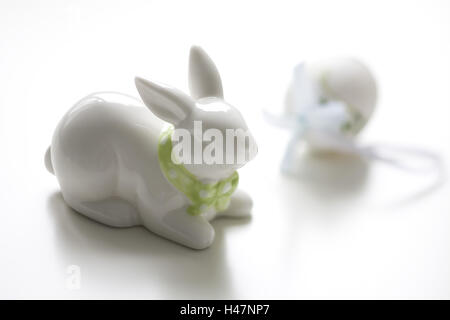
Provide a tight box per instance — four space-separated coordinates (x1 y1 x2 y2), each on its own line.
1 0 449 299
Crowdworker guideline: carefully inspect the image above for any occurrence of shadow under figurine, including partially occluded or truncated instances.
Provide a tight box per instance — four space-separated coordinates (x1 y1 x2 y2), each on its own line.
45 46 258 250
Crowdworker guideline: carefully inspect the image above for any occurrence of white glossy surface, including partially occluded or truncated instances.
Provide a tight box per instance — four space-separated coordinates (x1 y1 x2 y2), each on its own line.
1 0 450 299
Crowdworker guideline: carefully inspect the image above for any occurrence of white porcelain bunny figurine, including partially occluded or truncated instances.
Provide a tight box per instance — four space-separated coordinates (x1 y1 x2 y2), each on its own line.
45 46 257 249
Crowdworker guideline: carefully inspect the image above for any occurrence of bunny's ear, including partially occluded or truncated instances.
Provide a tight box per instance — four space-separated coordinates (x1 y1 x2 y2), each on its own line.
135 77 195 125
189 46 224 99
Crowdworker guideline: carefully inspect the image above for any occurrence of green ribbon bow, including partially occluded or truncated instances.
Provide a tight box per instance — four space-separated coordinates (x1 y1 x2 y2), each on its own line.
158 126 239 216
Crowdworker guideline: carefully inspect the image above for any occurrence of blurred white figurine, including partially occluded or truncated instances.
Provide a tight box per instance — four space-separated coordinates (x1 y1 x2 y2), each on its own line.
45 46 257 249
266 57 442 175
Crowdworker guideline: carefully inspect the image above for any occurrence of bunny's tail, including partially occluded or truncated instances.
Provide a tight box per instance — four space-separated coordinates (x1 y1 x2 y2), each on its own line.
45 146 54 174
